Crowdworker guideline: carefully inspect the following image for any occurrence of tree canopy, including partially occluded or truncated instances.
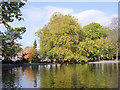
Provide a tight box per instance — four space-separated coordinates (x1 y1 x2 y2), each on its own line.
36 12 85 62
1 27 26 60
33 40 37 49
83 23 107 40
0 1 26 61
36 13 116 62
24 46 37 61
0 1 26 28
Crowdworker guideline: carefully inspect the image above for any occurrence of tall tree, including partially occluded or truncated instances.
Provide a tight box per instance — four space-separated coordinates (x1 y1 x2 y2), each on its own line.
36 12 85 62
83 23 109 60
0 1 27 61
107 17 118 61
1 27 26 60
33 40 37 49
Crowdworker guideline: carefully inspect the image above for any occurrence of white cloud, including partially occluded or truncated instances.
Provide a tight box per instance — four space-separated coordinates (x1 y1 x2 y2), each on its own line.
22 6 44 23
73 10 116 27
44 6 73 23
45 6 73 15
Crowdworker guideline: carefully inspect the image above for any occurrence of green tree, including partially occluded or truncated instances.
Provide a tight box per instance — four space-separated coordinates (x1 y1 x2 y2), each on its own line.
83 23 107 40
0 1 26 28
76 38 94 61
83 23 113 60
36 12 85 62
95 37 114 60
1 27 26 60
33 40 37 49
0 1 27 61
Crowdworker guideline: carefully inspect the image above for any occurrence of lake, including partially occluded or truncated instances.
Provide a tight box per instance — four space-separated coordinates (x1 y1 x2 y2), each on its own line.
2 63 120 88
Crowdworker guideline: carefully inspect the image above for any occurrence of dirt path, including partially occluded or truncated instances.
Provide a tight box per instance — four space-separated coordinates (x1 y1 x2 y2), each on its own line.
88 60 120 64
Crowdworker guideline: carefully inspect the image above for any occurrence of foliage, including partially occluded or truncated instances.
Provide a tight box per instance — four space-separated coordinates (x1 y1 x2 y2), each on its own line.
1 27 26 60
83 23 107 40
24 46 37 61
83 23 115 60
36 13 118 62
95 37 115 59
36 12 86 62
107 17 118 60
33 40 37 49
76 38 94 58
0 1 26 28
0 1 26 61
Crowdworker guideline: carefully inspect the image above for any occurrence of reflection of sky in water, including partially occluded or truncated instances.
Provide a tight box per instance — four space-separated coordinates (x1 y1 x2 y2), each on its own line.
20 68 41 88
2 63 119 88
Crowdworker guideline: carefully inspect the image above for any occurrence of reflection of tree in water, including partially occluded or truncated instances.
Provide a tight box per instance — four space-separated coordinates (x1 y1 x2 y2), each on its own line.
2 68 15 88
24 66 38 87
2 67 22 88
40 64 118 88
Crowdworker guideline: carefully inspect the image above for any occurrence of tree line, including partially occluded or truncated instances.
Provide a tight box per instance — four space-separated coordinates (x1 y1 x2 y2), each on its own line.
36 12 119 62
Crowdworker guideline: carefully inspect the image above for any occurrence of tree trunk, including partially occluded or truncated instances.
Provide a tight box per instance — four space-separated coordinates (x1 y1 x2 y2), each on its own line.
99 56 100 61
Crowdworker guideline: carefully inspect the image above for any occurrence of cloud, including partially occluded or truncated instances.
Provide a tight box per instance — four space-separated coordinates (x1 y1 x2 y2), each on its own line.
73 10 117 27
45 6 73 15
22 6 44 23
44 6 73 23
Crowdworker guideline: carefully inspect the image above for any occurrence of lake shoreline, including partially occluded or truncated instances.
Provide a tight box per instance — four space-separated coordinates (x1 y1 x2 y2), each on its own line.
2 60 120 68
88 60 120 64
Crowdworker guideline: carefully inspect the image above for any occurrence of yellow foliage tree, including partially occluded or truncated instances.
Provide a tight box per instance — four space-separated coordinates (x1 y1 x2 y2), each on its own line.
24 46 37 61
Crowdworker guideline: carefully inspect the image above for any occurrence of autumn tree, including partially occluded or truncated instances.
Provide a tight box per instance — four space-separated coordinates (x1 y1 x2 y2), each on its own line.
24 46 37 61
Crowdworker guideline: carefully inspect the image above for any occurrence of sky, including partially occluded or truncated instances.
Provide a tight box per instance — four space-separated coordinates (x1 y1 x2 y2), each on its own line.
0 2 118 49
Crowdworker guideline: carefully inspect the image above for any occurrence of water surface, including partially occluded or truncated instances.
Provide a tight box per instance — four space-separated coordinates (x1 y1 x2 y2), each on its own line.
2 63 119 88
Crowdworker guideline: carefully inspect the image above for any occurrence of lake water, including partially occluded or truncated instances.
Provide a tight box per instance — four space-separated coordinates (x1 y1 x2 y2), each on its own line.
2 63 120 88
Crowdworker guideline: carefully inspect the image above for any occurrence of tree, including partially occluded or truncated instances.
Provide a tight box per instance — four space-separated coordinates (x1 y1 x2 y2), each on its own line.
0 1 27 61
83 23 107 40
83 23 113 60
0 1 26 28
107 17 118 61
36 12 85 62
76 38 94 61
24 46 37 61
36 13 115 62
95 37 114 60
33 40 37 49
1 27 26 60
